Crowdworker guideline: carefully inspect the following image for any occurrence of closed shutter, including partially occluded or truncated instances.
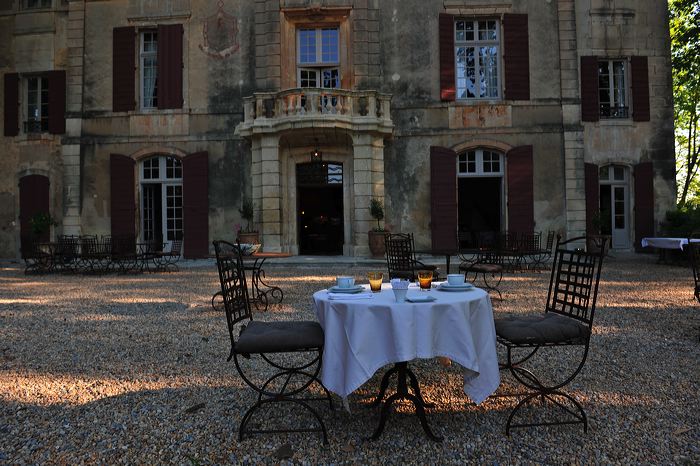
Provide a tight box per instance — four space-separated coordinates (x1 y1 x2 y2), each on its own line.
113 27 135 112
580 56 599 122
430 146 458 251
4 73 19 136
439 13 455 102
507 145 534 233
584 163 599 235
631 56 650 122
503 14 530 101
634 162 654 251
183 151 209 258
110 154 136 238
19 174 50 245
47 70 66 134
157 24 183 110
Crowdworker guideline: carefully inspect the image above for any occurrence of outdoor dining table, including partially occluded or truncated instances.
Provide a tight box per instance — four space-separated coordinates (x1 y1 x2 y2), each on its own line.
312 283 500 441
641 237 700 263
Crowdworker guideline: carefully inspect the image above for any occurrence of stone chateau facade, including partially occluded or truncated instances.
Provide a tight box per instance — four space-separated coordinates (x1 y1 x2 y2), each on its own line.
0 0 675 258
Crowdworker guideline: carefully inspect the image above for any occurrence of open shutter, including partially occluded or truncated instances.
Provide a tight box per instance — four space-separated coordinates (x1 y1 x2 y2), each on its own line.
585 163 599 235
503 14 530 101
19 174 50 245
47 70 66 134
507 145 534 233
580 56 599 122
631 56 650 122
183 151 209 258
110 154 136 238
158 23 183 110
430 146 458 251
113 27 135 112
4 73 19 136
439 14 455 102
634 162 654 251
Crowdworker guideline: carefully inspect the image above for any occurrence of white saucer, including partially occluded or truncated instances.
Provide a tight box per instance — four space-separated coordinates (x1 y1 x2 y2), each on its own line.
437 283 474 292
328 285 365 293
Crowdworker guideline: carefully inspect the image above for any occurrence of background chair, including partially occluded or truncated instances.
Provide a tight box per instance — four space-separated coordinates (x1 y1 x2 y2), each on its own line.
458 231 504 299
213 240 333 443
688 241 700 340
494 235 605 434
384 233 439 281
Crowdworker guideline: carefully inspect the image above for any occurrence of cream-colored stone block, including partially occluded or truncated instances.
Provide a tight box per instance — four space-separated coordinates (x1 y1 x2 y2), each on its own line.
353 171 371 185
260 164 279 181
262 185 280 198
262 197 280 211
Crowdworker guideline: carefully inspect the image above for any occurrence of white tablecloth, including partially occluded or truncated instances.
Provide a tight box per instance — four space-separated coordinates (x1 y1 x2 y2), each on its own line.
312 284 500 405
641 237 700 250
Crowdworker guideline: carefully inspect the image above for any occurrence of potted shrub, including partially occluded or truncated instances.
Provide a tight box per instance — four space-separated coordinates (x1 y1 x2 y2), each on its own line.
587 210 611 254
29 211 56 242
368 198 388 258
236 198 260 245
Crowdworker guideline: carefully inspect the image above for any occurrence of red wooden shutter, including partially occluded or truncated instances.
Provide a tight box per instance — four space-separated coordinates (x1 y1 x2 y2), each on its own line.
47 70 66 134
503 14 530 101
507 145 534 233
580 56 599 122
158 24 183 110
19 174 50 244
584 163 599 235
430 146 458 251
631 56 650 122
113 27 135 112
110 154 136 238
183 151 209 258
634 162 654 251
439 14 455 102
4 73 19 136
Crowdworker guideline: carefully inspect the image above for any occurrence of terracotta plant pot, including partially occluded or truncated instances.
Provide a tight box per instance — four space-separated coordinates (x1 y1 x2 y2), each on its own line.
368 230 388 258
237 231 260 247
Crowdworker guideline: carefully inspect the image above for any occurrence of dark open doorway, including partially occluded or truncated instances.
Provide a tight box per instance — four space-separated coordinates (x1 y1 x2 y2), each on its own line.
458 177 501 247
297 162 344 255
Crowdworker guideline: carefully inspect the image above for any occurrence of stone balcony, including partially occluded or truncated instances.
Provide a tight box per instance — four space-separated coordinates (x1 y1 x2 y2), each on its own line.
236 88 393 137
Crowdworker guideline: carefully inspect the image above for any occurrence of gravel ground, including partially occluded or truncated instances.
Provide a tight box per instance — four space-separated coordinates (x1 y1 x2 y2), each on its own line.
0 252 698 465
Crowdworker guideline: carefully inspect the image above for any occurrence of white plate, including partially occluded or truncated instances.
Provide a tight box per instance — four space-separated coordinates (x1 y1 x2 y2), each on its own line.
437 283 474 292
328 285 365 293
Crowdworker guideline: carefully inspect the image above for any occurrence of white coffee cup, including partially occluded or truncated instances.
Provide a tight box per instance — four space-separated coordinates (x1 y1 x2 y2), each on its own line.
336 276 355 288
447 274 465 286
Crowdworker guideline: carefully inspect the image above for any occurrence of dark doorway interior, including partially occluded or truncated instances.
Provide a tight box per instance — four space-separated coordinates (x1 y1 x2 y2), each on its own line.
297 161 344 255
599 185 613 236
19 174 50 249
142 183 163 244
458 177 501 248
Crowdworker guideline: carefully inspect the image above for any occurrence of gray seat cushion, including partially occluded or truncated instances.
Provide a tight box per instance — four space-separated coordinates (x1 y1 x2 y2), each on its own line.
235 320 324 353
495 313 589 345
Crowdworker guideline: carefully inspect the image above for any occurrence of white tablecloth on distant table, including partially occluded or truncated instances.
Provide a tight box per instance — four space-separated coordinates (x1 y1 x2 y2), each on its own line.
312 283 500 405
641 237 700 250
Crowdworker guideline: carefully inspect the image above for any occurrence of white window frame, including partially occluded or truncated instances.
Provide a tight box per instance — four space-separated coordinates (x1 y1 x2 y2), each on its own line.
140 30 158 110
296 27 340 89
454 19 501 100
140 156 183 246
457 149 504 177
598 59 629 119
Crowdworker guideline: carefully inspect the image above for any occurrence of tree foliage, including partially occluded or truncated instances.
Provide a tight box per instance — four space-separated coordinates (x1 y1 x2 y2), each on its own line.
670 0 700 206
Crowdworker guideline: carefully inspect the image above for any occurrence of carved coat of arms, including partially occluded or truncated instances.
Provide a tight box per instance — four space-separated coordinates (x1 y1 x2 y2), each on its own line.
199 0 240 59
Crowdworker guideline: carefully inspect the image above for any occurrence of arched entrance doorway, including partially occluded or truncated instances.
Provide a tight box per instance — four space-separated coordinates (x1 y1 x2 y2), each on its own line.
139 155 183 248
296 161 343 255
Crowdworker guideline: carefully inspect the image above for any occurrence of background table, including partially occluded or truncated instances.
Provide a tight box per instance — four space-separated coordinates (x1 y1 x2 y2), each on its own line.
313 283 500 440
641 237 700 250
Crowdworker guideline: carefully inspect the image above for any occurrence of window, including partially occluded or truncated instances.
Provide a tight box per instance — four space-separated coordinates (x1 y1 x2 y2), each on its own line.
140 156 183 245
25 76 49 133
297 27 340 88
22 0 51 9
458 149 503 176
455 19 500 100
598 59 628 119
140 31 158 109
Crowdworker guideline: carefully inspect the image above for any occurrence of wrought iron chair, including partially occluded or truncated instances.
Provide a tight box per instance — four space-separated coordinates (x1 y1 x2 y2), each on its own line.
494 235 605 434
213 240 333 443
459 231 504 299
384 233 439 281
153 239 182 272
688 241 700 341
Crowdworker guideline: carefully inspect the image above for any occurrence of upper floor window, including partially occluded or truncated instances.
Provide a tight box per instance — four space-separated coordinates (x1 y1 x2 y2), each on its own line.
22 0 51 9
458 149 504 176
25 75 49 133
297 27 340 89
454 19 500 100
598 59 628 119
140 31 158 109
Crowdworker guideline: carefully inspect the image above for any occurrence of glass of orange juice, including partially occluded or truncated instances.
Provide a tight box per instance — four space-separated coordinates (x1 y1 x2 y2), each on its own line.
368 272 383 292
417 270 433 291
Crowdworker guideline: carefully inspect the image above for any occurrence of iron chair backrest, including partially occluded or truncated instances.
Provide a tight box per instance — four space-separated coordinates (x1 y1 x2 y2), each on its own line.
519 231 541 255
544 230 555 251
689 241 700 302
168 239 183 256
213 241 253 347
545 235 605 332
384 233 417 278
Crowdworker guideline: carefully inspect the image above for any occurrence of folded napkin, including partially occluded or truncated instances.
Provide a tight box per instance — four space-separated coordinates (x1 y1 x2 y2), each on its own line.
328 292 374 300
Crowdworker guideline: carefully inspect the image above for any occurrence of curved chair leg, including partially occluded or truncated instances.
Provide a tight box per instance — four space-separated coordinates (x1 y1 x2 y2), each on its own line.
505 389 587 435
482 271 503 300
238 397 329 444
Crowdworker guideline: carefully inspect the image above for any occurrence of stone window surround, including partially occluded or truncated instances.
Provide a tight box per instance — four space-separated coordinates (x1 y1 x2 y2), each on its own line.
280 6 353 90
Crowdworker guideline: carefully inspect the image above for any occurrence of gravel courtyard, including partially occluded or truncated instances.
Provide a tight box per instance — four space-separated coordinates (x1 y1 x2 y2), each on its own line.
1 252 698 465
